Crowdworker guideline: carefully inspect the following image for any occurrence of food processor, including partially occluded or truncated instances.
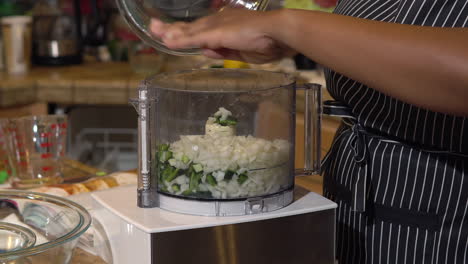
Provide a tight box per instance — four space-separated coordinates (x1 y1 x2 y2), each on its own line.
133 69 323 215
90 69 337 264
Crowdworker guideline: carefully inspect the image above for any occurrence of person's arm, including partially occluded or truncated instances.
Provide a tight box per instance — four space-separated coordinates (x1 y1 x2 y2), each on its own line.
152 9 468 116
273 9 468 116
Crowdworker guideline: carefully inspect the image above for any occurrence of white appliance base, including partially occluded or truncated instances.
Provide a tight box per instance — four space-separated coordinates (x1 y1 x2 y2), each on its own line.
91 185 337 264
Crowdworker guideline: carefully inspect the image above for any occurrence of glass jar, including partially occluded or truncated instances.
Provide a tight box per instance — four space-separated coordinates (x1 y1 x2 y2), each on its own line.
132 69 322 216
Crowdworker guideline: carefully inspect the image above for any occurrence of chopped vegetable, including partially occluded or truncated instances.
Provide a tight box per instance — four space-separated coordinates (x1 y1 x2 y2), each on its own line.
161 167 173 181
215 116 238 126
193 164 203 173
159 150 172 163
182 155 190 164
172 184 181 192
189 171 202 191
210 107 238 127
165 168 180 182
158 144 170 151
206 173 217 186
154 107 290 199
224 170 235 180
237 174 248 185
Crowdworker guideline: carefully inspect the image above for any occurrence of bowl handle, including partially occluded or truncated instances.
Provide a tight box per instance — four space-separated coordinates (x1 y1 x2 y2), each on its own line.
296 83 322 176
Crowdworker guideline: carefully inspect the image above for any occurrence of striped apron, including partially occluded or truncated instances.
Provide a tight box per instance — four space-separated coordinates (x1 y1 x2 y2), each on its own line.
321 0 468 263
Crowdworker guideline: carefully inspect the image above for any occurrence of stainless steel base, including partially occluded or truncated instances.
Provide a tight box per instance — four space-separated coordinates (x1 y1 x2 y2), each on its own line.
151 209 336 264
159 189 294 216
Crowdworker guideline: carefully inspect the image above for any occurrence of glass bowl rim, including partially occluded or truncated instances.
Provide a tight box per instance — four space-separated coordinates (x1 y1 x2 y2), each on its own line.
116 0 271 55
116 0 201 56
0 190 91 261
0 222 37 252
138 68 298 94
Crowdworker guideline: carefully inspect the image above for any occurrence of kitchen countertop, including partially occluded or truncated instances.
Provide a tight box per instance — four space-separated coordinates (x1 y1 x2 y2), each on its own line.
0 59 332 108
0 62 141 107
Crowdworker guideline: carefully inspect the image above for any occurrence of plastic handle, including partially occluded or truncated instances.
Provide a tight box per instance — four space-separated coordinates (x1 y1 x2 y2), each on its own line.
131 85 159 208
297 83 322 176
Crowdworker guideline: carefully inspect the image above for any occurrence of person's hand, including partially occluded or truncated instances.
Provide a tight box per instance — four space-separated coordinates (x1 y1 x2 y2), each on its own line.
150 8 296 64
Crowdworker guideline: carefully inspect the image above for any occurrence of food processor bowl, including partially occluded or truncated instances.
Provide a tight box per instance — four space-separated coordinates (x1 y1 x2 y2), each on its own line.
131 69 322 216
0 190 91 264
116 0 270 55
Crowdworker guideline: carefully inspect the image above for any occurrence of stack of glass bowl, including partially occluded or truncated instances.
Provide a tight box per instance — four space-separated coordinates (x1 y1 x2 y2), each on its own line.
0 190 91 264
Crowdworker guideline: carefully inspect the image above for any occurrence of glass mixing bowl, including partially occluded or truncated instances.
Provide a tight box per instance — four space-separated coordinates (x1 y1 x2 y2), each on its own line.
0 190 91 264
116 0 270 55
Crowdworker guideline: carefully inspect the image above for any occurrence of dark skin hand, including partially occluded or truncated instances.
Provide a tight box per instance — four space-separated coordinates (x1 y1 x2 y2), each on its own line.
151 9 468 117
151 10 296 63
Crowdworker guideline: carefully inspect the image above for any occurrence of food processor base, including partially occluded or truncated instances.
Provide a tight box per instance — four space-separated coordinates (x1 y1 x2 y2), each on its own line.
91 185 337 264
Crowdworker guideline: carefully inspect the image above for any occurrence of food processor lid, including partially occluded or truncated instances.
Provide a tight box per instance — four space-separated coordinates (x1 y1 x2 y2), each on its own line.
144 69 296 93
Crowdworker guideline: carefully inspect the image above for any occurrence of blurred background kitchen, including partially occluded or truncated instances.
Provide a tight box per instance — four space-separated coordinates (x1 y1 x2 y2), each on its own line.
0 1 341 263
0 0 337 177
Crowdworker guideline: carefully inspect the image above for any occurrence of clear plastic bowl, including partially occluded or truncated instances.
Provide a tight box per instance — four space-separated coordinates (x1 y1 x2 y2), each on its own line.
116 0 270 55
0 190 91 264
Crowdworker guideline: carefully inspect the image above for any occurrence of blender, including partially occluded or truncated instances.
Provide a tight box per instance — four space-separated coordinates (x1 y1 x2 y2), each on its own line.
90 69 337 264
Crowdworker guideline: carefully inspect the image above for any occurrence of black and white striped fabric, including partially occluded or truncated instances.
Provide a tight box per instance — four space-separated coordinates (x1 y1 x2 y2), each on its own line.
321 0 468 263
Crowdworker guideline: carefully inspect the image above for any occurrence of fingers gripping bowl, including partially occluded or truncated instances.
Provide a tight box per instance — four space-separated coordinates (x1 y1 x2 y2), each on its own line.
116 0 270 55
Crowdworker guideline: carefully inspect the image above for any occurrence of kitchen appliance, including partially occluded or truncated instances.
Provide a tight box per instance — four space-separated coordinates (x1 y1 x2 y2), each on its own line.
89 69 337 264
0 189 91 264
32 0 82 65
92 184 336 264
131 69 323 215
116 0 271 55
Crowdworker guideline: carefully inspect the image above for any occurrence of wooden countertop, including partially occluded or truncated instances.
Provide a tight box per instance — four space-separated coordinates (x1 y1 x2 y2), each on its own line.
0 60 333 108
0 62 142 107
